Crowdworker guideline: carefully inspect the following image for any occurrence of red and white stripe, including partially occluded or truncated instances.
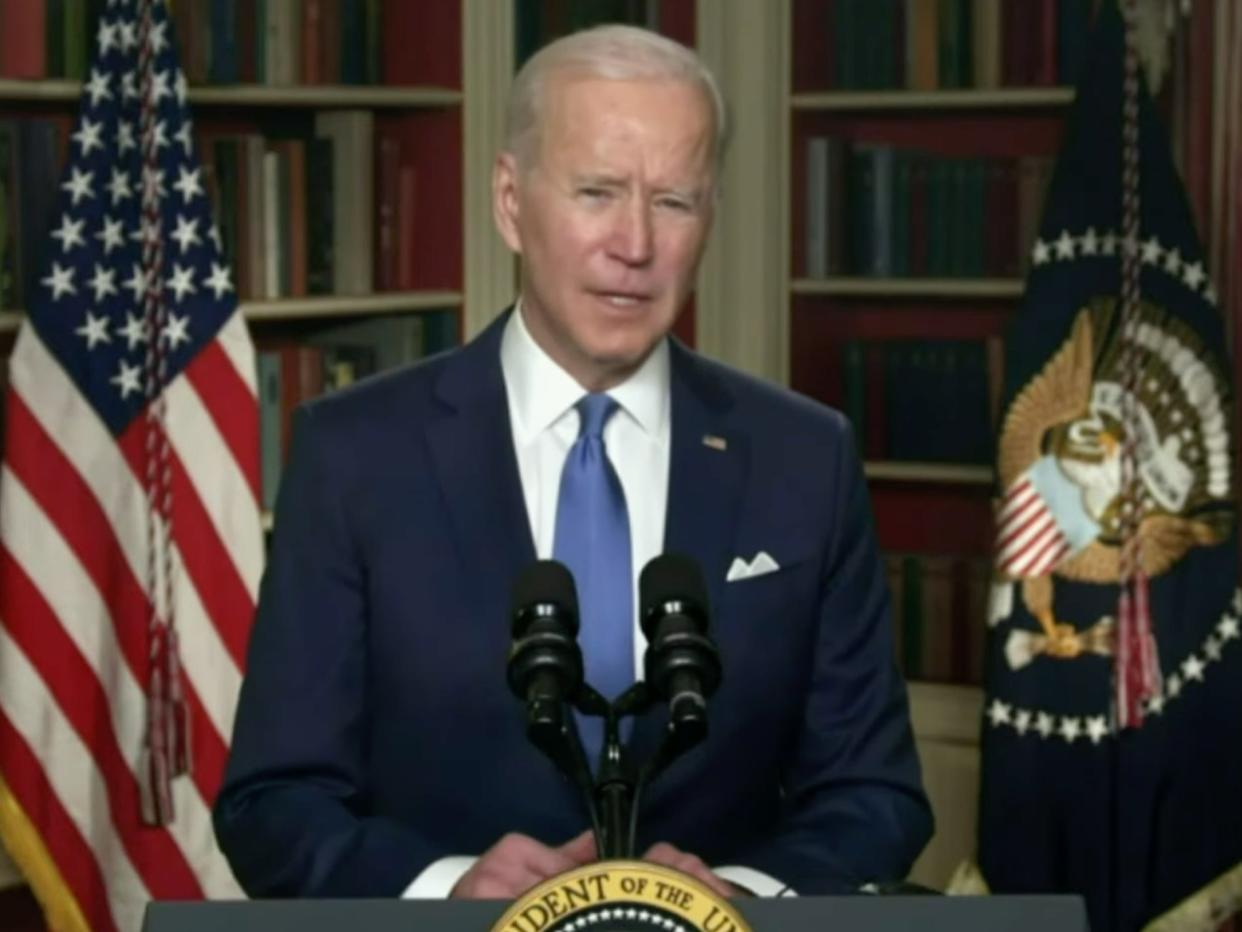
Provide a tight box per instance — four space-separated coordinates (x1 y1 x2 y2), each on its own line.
994 477 1074 579
0 313 260 930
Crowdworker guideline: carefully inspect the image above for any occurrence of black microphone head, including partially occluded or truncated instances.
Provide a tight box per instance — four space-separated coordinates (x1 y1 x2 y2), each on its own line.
639 553 708 639
511 560 579 637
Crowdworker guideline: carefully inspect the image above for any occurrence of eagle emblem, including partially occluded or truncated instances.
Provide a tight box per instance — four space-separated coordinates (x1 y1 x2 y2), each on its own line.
991 297 1234 668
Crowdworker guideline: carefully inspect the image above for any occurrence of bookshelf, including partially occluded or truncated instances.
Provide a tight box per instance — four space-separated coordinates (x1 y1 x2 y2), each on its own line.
775 0 1100 890
788 3 1076 691
0 78 463 107
0 2 497 521
791 276 1024 298
791 86 1075 111
0 293 464 334
864 461 993 485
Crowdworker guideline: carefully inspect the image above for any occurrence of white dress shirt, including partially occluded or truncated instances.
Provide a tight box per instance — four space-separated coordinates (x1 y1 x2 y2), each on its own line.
404 306 789 898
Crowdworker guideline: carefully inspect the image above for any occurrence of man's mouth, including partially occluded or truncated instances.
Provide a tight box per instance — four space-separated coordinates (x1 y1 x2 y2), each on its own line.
592 291 652 307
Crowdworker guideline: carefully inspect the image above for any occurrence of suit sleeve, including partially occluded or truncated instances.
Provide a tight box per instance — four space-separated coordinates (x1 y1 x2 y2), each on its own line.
213 405 441 896
729 418 934 894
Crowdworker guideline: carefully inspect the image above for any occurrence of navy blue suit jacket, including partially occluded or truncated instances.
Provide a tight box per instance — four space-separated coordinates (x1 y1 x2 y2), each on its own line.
214 310 932 896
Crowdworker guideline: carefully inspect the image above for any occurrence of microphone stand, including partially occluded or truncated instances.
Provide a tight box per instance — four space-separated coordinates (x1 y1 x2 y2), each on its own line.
592 703 635 859
579 682 710 860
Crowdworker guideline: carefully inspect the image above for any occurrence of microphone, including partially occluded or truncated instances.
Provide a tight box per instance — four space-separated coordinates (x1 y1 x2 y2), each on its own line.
507 561 604 844
507 560 584 722
639 554 722 738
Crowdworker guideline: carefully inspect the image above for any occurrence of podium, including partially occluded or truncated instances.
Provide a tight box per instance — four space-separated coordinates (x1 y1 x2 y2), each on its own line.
143 894 1090 931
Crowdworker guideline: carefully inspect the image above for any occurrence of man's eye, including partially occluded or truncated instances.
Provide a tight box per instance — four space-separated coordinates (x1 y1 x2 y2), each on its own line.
657 197 693 212
579 187 611 200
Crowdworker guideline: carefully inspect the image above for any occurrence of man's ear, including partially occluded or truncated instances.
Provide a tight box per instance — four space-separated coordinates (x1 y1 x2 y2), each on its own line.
492 151 523 254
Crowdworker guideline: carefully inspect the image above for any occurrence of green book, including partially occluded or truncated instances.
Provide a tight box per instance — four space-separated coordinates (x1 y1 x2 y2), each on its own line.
927 159 950 277
64 0 89 80
47 0 66 78
948 159 970 277
257 352 283 512
964 159 987 277
892 151 912 277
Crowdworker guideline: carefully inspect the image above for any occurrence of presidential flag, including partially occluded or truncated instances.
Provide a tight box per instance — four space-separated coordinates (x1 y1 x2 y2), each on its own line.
0 1 260 929
978 3 1242 930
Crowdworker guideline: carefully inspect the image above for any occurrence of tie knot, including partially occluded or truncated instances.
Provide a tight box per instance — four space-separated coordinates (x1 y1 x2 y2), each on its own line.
576 393 619 440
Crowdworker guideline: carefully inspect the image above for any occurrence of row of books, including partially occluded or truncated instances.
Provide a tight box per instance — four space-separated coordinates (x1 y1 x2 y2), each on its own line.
804 138 1055 278
842 338 1002 466
0 0 392 87
516 0 662 65
885 552 990 686
0 0 97 81
826 0 1095 92
170 0 381 88
257 311 458 511
198 111 398 301
0 110 420 309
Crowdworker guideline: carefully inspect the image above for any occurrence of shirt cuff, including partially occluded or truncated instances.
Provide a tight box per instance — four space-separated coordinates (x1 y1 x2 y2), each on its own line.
713 865 797 898
402 856 477 898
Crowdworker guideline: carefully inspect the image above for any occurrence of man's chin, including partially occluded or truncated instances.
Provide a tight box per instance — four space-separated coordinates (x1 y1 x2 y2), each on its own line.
581 343 660 389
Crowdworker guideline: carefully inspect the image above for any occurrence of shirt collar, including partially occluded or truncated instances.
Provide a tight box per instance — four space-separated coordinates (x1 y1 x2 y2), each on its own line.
500 300 670 442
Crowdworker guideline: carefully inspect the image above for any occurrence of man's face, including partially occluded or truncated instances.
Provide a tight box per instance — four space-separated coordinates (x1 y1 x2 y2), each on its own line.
493 75 716 390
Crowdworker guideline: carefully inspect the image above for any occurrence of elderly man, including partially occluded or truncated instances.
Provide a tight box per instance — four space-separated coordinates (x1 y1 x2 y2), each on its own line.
214 25 931 901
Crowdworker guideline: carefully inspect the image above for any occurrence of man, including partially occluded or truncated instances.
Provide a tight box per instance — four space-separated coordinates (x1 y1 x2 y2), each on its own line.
214 25 931 900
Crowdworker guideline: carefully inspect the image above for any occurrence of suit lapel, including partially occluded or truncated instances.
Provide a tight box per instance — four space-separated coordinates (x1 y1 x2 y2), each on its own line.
424 311 536 602
631 342 750 764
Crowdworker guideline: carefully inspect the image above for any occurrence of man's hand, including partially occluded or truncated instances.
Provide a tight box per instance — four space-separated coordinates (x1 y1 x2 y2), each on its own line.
451 830 597 899
642 842 742 898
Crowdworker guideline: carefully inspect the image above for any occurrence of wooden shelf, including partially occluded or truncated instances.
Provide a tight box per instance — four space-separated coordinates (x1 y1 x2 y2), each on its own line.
792 277 1025 299
791 86 1074 111
0 291 463 333
864 461 994 485
242 291 463 321
0 79 462 108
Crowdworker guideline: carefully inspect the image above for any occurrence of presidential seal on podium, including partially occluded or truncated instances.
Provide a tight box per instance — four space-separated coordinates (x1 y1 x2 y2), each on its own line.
492 862 752 932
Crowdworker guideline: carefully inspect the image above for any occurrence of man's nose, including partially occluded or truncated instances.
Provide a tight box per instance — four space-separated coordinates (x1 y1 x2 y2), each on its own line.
608 200 654 266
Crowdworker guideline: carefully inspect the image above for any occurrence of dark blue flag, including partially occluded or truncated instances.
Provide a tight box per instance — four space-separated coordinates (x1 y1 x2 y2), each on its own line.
978 3 1242 930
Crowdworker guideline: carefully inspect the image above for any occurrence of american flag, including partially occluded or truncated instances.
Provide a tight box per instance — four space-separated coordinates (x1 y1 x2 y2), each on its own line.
0 0 259 929
993 475 1074 579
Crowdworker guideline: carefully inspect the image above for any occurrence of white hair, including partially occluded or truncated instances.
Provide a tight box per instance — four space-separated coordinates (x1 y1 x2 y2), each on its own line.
505 24 729 176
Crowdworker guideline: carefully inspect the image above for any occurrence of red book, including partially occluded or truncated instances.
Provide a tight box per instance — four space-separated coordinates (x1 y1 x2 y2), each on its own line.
1001 0 1031 86
863 342 888 460
374 135 400 290
1034 0 1058 86
284 141 308 297
302 0 323 84
908 158 929 276
321 0 342 85
237 0 257 83
985 159 1018 276
396 165 416 290
277 345 323 461
382 0 460 87
0 0 46 79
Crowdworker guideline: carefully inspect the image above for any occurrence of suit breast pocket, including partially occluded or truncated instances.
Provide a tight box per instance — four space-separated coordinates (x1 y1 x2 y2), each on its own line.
724 529 821 588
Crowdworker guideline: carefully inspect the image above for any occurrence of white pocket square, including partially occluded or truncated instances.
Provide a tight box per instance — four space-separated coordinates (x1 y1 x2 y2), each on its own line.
726 551 781 582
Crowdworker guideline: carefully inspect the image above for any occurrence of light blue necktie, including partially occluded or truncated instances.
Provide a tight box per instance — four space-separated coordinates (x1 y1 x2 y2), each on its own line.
552 393 633 764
